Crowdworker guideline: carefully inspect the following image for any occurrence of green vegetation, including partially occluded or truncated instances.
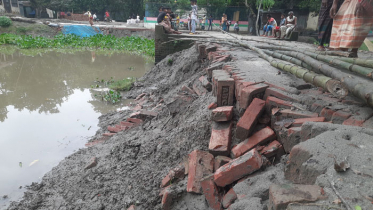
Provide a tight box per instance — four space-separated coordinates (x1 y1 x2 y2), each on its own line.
0 16 12 27
95 90 123 104
167 58 173 65
0 33 155 56
109 77 136 91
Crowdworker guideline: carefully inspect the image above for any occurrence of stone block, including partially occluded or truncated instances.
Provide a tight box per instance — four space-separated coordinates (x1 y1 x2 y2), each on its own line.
214 149 263 187
187 150 214 194
200 175 222 210
268 184 325 210
214 156 232 172
236 98 266 140
209 121 233 156
222 188 237 208
211 106 233 122
239 84 269 110
232 126 276 158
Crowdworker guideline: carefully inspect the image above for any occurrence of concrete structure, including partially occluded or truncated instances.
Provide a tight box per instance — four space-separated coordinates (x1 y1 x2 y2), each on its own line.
0 0 20 14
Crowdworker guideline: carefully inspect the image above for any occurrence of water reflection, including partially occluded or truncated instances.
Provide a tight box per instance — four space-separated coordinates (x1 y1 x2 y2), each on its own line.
0 49 152 208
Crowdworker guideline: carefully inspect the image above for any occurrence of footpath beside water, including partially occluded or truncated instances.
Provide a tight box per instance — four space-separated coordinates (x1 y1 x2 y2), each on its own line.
3 23 373 210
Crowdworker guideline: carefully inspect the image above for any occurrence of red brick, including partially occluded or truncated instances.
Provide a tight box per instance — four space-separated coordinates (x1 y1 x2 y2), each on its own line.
198 45 207 59
259 140 284 158
343 117 365 126
217 78 235 106
187 150 214 193
279 109 319 120
107 126 121 133
209 121 233 156
85 137 109 147
331 110 351 124
214 156 232 172
161 187 173 210
222 188 237 208
200 175 222 210
126 118 143 125
239 84 269 110
236 98 266 140
300 89 323 95
292 117 325 126
232 126 276 158
264 87 298 102
199 76 212 91
206 63 224 79
120 121 135 127
269 184 325 210
135 93 146 101
103 133 116 137
310 101 325 113
264 82 289 93
320 108 335 121
214 148 263 187
160 166 185 188
181 85 196 95
208 102 218 110
133 104 143 111
266 96 293 114
235 81 255 102
211 106 234 122
127 205 136 210
343 107 373 127
193 79 208 96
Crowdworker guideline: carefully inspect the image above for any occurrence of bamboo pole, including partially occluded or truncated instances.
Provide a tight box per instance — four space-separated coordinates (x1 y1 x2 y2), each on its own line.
255 45 354 57
268 50 373 107
231 41 348 98
337 57 373 69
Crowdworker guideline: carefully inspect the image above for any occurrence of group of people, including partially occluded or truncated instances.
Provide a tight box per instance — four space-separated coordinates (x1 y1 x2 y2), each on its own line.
221 14 240 33
261 12 297 39
86 10 111 26
157 7 182 34
318 0 373 57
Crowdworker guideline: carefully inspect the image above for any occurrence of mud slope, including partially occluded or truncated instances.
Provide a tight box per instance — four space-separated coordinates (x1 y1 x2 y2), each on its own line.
8 46 214 210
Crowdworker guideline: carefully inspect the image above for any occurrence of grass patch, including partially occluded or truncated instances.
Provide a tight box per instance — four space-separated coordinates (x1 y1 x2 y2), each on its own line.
109 77 136 91
359 41 373 51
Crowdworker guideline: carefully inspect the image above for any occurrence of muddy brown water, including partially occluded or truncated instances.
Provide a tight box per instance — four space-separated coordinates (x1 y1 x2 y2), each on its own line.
0 48 152 209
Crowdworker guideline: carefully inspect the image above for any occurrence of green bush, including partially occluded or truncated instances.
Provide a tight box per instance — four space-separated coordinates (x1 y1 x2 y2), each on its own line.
0 16 12 27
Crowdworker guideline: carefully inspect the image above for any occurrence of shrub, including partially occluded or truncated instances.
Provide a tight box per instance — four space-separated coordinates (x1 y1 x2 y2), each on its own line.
0 16 12 27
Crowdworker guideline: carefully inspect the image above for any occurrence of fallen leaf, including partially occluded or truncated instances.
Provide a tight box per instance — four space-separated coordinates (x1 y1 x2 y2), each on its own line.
355 205 362 210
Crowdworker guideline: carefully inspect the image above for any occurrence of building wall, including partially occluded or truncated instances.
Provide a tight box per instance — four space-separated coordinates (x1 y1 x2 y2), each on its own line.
306 12 319 30
0 0 20 14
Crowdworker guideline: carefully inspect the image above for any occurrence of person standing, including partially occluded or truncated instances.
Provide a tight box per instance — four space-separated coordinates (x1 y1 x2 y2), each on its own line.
190 1 198 34
317 0 342 50
105 10 111 22
222 14 227 31
87 11 94 26
208 15 213 31
202 15 206 30
175 14 180 31
234 21 239 33
227 19 231 32
329 0 373 57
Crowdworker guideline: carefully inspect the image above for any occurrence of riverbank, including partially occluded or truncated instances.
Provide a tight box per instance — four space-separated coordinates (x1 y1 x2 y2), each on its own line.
6 36 373 210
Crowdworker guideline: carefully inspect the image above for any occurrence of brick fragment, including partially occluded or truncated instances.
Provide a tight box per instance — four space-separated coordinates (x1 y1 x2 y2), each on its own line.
269 184 326 210
120 121 134 127
266 96 293 114
208 102 218 110
193 79 208 96
127 205 136 210
343 107 373 126
331 110 351 124
135 93 146 101
201 175 222 210
282 127 302 153
198 45 207 59
181 85 196 95
235 81 255 102
107 126 122 133
264 87 298 102
239 84 269 110
126 118 143 125
103 133 116 137
161 166 185 188
217 78 235 106
222 188 237 208
292 117 325 127
320 108 335 121
214 156 232 172
214 149 263 187
161 187 173 210
211 106 233 122
232 126 276 158
206 63 224 79
199 76 212 91
187 150 214 194
130 110 157 120
310 101 325 113
236 98 266 140
259 140 285 159
209 121 233 156
279 109 319 120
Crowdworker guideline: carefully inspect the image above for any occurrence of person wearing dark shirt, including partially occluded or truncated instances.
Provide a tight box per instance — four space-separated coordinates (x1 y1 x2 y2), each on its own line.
157 12 166 23
208 15 213 31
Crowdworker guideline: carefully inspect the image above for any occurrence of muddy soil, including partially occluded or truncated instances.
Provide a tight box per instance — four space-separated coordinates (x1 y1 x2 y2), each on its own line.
0 21 58 37
7 46 213 210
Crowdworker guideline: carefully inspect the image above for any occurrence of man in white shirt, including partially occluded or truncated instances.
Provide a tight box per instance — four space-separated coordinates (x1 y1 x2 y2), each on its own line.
190 0 198 34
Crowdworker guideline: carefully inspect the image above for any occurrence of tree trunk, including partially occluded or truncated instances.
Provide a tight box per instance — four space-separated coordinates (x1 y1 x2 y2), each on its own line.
256 0 263 36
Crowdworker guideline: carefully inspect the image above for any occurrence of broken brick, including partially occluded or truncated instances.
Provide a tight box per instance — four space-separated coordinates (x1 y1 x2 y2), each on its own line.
342 107 373 127
127 205 136 210
236 98 266 140
160 166 185 188
187 150 214 194
214 148 263 187
135 93 146 101
266 96 293 114
259 140 285 160
214 156 232 172
181 85 196 95
211 106 234 122
239 84 269 110
362 117 373 129
331 110 351 124
264 87 298 102
320 108 335 121
282 127 302 153
208 102 218 110
222 188 237 208
201 175 222 210
279 109 319 120
232 126 276 158
235 81 255 102
206 63 224 79
199 76 212 91
193 79 208 96
126 118 143 125
310 101 325 113
120 121 135 127
292 117 325 127
209 121 233 156
269 184 326 210
103 133 116 137
161 187 174 210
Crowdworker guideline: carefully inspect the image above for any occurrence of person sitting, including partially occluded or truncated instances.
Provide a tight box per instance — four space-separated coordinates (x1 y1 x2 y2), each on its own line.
262 14 277 37
159 14 182 34
273 14 286 38
234 21 239 33
280 11 297 39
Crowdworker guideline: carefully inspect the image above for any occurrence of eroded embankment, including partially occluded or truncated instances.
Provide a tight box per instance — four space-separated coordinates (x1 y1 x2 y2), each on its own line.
8 42 373 210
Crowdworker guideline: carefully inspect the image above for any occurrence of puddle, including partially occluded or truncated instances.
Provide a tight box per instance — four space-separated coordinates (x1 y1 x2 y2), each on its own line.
0 49 153 209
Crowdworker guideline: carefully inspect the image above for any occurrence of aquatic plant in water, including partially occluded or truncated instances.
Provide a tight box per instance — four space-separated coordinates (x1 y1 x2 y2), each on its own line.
0 33 155 56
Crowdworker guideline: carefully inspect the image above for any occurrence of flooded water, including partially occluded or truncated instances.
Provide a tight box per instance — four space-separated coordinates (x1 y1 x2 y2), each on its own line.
0 48 152 209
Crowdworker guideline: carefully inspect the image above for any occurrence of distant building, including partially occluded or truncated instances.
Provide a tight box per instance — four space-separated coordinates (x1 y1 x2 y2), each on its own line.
0 0 21 14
